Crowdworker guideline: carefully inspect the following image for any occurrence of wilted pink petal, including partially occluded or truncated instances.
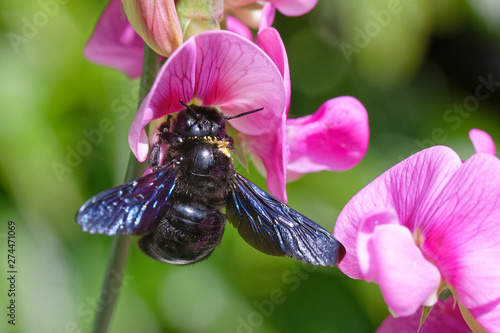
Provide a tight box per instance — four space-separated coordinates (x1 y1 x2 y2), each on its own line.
469 128 496 156
122 0 183 57
129 30 285 162
334 146 463 279
287 96 369 174
419 153 500 332
377 298 472 333
84 0 144 78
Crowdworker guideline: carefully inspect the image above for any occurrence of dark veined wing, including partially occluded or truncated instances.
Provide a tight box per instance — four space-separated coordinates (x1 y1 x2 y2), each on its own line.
75 164 177 236
226 173 345 266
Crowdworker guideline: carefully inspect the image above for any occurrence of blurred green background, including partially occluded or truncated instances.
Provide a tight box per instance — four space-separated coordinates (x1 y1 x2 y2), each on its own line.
1 0 499 332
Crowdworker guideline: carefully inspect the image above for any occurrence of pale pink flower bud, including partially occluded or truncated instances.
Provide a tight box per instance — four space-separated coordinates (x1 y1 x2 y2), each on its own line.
121 0 183 57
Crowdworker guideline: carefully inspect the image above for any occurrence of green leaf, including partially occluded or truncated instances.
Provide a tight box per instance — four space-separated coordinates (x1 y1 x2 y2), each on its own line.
419 305 434 331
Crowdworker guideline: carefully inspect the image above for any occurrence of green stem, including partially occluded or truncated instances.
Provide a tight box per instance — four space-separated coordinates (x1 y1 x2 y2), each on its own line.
91 44 159 333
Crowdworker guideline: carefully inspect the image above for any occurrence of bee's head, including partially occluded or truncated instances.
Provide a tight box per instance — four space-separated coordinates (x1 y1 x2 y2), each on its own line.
173 101 263 139
175 104 226 139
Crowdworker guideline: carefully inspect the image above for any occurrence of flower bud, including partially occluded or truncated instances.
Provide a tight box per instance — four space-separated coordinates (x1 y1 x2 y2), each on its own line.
121 0 183 57
176 0 223 40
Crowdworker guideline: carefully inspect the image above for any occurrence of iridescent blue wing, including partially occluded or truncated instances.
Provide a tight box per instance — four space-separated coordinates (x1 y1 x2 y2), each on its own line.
75 164 177 236
226 173 345 266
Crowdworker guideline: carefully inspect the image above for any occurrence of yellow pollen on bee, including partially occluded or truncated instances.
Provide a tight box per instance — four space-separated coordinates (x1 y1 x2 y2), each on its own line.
202 136 232 158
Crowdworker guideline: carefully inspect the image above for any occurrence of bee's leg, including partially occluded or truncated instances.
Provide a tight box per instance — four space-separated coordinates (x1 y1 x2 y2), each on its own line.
149 140 162 170
150 116 182 170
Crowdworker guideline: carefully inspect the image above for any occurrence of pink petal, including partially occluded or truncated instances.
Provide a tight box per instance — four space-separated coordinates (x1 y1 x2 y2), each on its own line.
192 32 285 134
358 215 440 316
225 16 253 41
128 93 159 161
258 3 276 31
333 146 463 279
84 0 144 78
469 128 496 156
142 166 153 176
357 209 400 279
256 27 290 111
270 0 318 16
286 96 369 174
240 27 289 200
419 153 500 332
376 298 471 333
245 114 289 202
285 169 304 182
129 30 285 161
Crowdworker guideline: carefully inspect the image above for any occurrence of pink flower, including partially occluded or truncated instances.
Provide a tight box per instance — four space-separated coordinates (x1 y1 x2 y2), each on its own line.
377 298 472 333
333 146 500 332
227 5 369 201
84 0 318 78
128 29 286 180
87 0 217 76
84 0 145 78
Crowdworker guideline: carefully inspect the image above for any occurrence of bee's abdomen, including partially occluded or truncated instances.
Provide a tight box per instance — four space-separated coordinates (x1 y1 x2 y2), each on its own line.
138 201 226 265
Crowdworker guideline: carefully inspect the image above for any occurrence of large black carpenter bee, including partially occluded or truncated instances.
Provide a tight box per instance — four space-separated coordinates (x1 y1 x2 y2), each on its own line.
76 103 345 266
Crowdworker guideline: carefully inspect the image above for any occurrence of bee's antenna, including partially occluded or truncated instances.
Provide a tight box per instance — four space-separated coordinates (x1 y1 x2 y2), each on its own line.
179 100 198 117
179 100 263 120
222 107 264 120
